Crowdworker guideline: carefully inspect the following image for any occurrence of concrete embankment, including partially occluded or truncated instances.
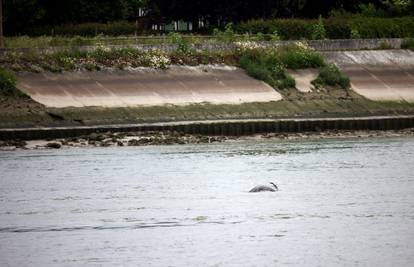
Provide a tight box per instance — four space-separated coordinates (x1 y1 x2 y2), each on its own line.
1 116 413 141
4 40 414 132
322 49 414 102
15 50 414 108
17 65 282 108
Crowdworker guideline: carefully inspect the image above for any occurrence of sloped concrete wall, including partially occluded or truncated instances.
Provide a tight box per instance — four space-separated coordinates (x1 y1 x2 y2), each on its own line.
323 50 414 102
17 65 282 108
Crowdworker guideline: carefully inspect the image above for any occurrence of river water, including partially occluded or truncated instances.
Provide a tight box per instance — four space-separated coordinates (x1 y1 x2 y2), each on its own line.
0 137 414 266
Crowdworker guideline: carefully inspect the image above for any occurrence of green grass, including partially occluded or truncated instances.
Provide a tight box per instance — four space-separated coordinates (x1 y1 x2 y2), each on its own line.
312 64 351 89
4 34 280 49
274 44 324 69
239 49 295 89
238 44 325 89
4 35 206 48
0 68 27 98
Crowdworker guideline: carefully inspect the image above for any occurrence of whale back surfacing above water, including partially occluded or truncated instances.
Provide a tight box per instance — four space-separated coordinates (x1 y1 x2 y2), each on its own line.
249 182 279 193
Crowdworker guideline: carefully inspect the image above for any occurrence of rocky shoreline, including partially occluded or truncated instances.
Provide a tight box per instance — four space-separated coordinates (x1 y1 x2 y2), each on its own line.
1 128 414 150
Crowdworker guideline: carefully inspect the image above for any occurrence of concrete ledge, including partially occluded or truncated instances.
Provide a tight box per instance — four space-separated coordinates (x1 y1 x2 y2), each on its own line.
307 38 404 51
1 116 413 140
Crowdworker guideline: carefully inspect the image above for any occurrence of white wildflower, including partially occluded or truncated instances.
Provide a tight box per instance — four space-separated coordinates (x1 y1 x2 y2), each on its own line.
234 41 264 51
148 54 170 69
146 49 171 69
96 44 111 52
294 41 312 50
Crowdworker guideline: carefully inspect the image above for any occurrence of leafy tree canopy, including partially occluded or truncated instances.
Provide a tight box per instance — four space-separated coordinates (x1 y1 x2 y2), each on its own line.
3 0 412 35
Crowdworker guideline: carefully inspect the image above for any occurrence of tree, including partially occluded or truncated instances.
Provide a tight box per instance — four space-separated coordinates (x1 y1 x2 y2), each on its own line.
383 0 412 15
0 0 4 48
122 0 148 34
4 0 45 35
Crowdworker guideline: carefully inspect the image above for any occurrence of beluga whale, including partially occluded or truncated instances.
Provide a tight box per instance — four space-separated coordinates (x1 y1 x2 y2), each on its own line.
249 182 279 193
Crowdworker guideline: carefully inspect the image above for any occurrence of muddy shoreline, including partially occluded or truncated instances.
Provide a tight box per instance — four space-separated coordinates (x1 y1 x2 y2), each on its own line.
1 128 413 150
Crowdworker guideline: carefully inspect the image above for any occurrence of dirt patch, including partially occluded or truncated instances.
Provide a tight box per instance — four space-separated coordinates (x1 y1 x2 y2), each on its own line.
0 95 46 115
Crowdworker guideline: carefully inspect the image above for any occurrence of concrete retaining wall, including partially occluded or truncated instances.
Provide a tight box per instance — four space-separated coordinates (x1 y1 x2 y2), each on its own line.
1 116 413 141
323 50 414 102
17 65 282 108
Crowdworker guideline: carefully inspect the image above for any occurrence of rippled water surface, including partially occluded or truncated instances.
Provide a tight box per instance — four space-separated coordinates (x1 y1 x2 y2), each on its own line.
1 137 414 266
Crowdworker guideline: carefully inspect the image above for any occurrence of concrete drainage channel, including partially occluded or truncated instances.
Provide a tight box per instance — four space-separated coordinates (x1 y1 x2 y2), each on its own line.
0 116 413 141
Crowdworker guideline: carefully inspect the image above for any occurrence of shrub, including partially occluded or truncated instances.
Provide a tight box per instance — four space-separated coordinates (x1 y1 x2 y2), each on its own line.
358 3 387 18
324 18 351 39
256 32 266 41
235 19 273 35
379 41 393 49
312 64 350 89
168 32 191 53
311 15 327 40
213 23 236 42
402 38 414 50
223 23 236 41
69 36 91 46
271 30 281 41
27 21 139 37
0 68 27 97
236 19 314 40
239 49 295 89
349 17 414 38
235 17 414 39
276 43 325 69
350 29 361 39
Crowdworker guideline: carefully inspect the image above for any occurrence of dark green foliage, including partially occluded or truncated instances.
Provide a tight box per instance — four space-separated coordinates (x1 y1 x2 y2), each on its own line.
0 68 27 98
4 0 133 35
402 38 414 50
212 23 236 42
236 19 314 40
324 19 352 39
276 45 325 69
7 15 414 39
4 0 414 37
0 68 16 95
236 17 414 39
312 64 350 89
239 49 295 89
358 3 387 18
349 17 414 38
27 22 140 37
238 45 328 90
311 15 327 40
168 32 191 53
